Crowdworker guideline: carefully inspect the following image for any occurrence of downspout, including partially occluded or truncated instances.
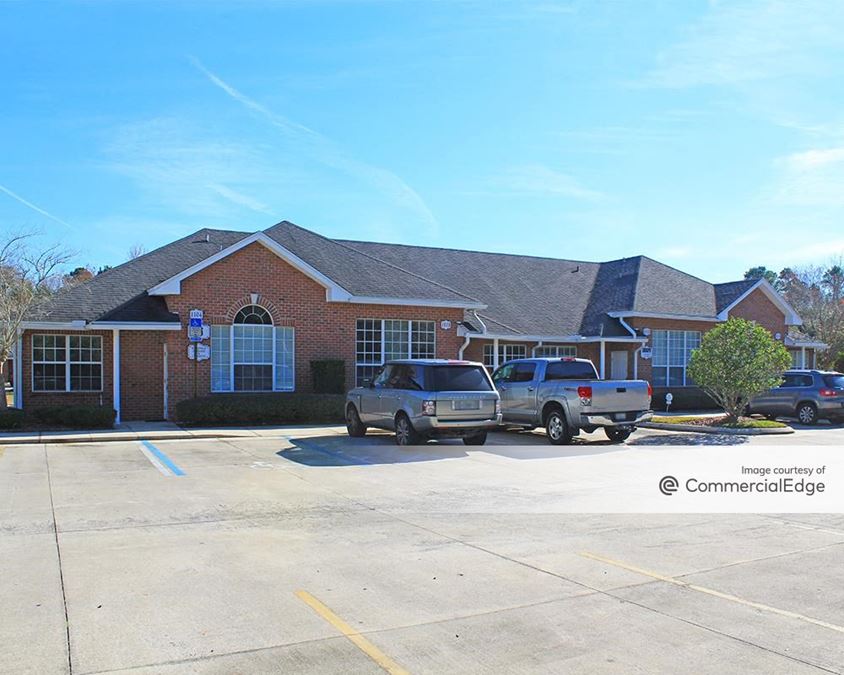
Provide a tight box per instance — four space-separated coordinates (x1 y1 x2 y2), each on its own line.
458 333 471 360
470 309 487 334
615 313 641 379
532 340 544 357
599 340 605 379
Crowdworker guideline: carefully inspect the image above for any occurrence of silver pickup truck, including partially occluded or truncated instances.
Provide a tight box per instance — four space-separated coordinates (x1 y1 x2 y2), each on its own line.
492 357 652 444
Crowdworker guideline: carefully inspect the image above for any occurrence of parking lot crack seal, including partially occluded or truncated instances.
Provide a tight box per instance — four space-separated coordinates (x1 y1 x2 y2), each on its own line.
44 444 73 675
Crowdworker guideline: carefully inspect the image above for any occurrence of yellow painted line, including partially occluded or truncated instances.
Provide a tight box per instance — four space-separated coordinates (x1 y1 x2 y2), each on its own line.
580 551 844 634
295 590 410 675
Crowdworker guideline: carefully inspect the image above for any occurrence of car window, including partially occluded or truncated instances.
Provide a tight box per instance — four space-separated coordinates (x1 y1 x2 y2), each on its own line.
779 374 797 388
389 365 425 390
545 360 599 381
797 374 814 387
430 365 493 392
512 363 536 383
492 364 514 384
823 374 844 388
373 366 391 387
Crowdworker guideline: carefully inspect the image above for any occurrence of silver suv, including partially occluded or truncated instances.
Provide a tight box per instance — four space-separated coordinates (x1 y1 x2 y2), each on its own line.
345 359 502 445
748 370 844 425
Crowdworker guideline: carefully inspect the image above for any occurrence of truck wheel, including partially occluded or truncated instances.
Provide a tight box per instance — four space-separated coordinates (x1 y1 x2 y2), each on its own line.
346 405 367 438
545 409 572 445
395 412 422 446
796 402 818 425
604 427 632 443
463 431 487 446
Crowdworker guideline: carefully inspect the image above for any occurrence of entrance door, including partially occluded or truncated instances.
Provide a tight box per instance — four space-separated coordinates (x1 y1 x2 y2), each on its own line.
610 351 628 380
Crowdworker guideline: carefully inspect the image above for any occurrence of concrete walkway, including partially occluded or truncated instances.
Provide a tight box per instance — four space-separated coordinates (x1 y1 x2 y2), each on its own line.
0 421 349 445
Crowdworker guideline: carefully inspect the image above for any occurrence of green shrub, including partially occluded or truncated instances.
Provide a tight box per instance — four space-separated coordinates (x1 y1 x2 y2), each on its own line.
310 360 346 394
175 393 346 426
30 405 115 428
0 408 25 430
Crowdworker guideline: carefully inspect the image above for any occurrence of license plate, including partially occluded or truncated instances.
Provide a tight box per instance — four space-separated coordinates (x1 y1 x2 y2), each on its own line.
615 412 630 421
453 400 481 411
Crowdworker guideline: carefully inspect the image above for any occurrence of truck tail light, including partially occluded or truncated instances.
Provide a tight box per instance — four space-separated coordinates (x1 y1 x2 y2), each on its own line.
647 383 653 398
577 385 592 406
819 388 837 397
422 400 436 416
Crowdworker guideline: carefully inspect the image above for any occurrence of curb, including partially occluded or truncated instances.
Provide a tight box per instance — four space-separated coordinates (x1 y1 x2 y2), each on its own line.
640 422 794 435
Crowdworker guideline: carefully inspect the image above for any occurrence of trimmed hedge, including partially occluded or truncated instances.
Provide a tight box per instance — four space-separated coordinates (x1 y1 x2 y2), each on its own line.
0 408 25 430
175 393 346 426
310 359 346 394
30 405 116 429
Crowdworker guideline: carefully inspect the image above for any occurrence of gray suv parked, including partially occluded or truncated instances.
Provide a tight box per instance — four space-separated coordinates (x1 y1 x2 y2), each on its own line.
748 370 844 425
346 359 502 445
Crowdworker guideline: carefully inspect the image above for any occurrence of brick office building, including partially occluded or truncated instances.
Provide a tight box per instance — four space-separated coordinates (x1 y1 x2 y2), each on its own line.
14 220 823 422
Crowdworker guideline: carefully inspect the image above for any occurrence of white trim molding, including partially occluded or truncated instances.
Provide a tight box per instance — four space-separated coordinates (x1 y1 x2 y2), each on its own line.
468 332 646 344
608 311 719 323
145 231 486 310
717 279 802 326
148 232 354 301
113 329 121 425
20 321 182 331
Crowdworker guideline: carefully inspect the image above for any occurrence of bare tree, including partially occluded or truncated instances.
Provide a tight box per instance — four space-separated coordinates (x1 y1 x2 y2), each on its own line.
127 243 147 260
0 231 72 409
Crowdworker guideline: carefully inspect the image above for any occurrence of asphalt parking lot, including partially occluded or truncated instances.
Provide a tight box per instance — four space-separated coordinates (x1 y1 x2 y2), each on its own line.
2 425 843 674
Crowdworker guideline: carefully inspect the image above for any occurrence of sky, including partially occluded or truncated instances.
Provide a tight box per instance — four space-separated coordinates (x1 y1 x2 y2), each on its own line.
2 0 844 282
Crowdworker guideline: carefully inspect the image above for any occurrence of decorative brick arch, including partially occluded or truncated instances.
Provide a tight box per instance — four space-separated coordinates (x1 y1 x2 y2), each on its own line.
224 294 281 325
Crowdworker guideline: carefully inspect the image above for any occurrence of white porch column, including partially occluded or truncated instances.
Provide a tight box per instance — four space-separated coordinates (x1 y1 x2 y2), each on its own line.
492 337 500 370
599 340 606 379
801 346 806 369
113 329 121 426
14 332 23 408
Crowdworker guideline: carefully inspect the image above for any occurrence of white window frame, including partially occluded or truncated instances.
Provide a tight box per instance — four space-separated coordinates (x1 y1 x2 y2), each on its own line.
31 334 103 393
210 307 296 393
534 345 577 358
355 318 436 386
651 330 701 387
483 343 527 368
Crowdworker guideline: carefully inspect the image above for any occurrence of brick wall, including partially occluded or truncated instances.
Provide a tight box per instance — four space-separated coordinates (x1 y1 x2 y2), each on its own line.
120 331 166 421
162 242 467 417
728 288 788 338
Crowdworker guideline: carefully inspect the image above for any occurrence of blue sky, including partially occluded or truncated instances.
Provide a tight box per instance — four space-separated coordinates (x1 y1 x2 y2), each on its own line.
2 1 844 282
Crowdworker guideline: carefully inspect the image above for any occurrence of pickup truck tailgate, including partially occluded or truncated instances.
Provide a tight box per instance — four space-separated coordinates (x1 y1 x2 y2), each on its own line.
589 380 650 412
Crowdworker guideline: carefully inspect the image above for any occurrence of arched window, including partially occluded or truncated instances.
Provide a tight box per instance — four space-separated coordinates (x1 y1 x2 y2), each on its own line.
234 305 272 325
210 304 295 393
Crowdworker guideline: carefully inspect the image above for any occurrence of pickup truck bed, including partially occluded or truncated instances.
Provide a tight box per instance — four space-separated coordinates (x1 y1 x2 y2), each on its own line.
492 357 653 444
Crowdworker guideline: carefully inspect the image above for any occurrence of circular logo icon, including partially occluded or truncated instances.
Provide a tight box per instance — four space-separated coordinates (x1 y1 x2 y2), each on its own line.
659 475 679 496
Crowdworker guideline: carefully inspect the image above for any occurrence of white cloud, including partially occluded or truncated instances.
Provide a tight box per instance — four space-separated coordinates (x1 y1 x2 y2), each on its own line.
495 164 603 200
189 56 439 233
640 1 844 88
103 117 278 217
0 183 74 230
771 146 844 207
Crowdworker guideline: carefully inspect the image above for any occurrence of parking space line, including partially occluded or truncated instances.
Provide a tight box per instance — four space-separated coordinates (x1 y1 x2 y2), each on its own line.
138 440 185 477
295 590 410 675
580 551 844 634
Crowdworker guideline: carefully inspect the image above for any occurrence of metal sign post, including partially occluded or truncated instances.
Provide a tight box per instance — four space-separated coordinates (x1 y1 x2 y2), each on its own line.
188 309 204 398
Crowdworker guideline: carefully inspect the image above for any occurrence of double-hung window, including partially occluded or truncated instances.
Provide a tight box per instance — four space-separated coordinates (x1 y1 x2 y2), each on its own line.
534 345 577 358
650 330 701 387
210 305 295 392
355 319 436 385
32 335 102 392
482 343 527 369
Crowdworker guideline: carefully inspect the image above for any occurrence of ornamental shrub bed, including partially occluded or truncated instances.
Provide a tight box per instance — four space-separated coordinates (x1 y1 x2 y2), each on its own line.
175 393 346 426
0 408 25 430
29 405 116 429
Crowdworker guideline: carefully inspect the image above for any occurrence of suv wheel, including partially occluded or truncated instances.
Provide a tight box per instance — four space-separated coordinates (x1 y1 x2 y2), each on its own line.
604 427 632 443
395 413 422 446
463 431 487 446
796 402 818 425
346 405 367 438
545 409 572 445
